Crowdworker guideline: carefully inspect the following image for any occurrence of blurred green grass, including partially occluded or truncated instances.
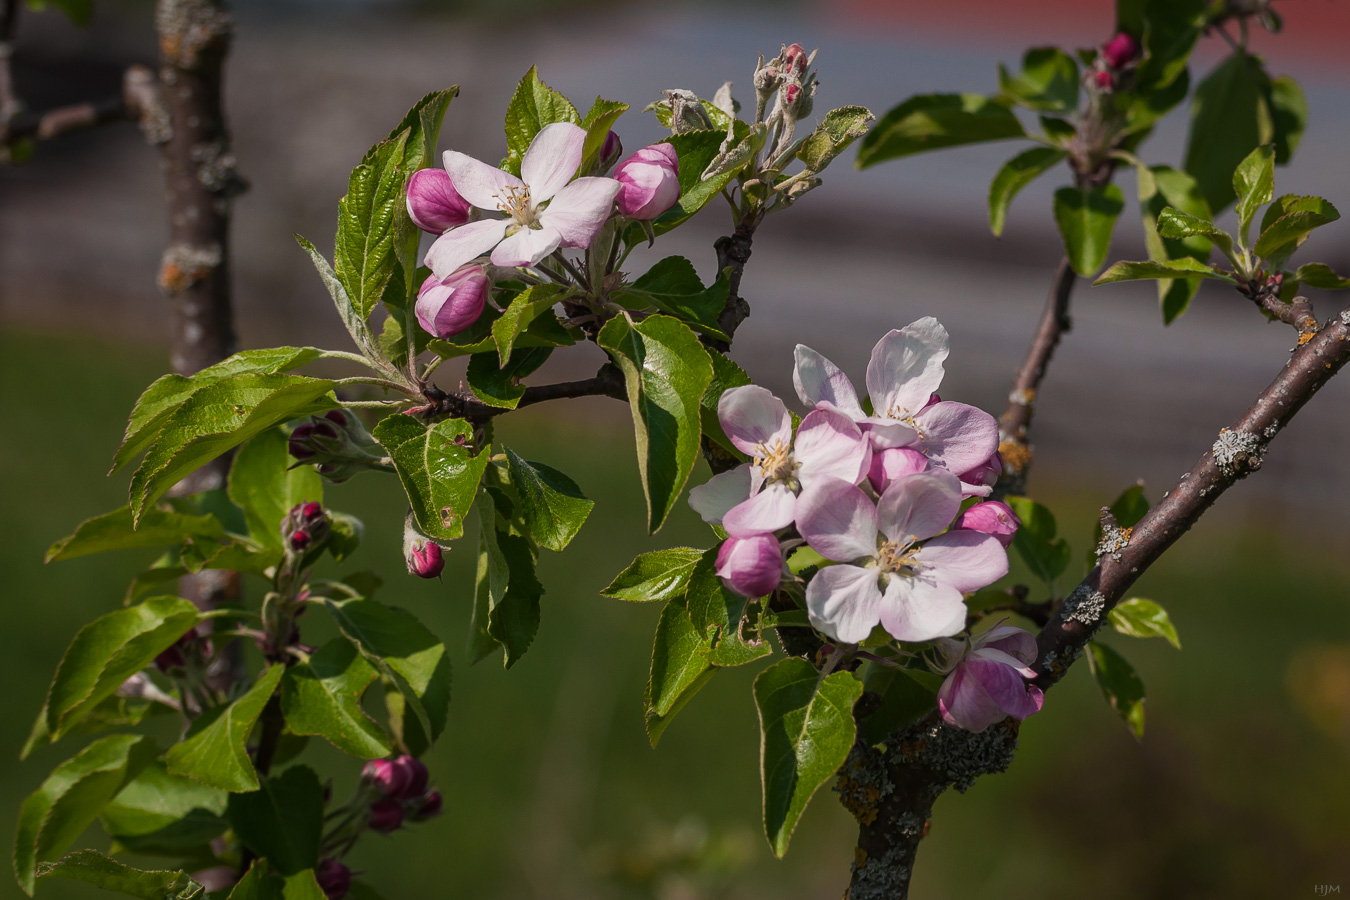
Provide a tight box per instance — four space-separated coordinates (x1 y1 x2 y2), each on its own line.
2 328 1348 899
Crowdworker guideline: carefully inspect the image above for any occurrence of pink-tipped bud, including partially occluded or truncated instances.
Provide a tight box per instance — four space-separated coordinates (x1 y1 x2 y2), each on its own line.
368 799 405 834
867 447 929 494
406 168 472 234
282 501 328 553
407 540 444 579
783 83 802 107
315 859 351 900
361 755 429 800
412 790 443 820
599 130 623 171
613 143 680 220
1101 31 1140 69
715 534 783 598
1094 70 1114 91
783 43 808 78
958 450 1002 497
415 263 490 338
288 420 339 461
954 500 1021 548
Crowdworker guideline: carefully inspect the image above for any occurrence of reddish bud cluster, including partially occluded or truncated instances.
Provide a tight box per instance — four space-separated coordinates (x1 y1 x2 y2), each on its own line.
316 859 351 899
282 501 328 553
360 755 442 835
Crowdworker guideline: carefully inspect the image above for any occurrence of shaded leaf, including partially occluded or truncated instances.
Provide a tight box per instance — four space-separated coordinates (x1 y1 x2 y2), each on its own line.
373 415 489 542
504 446 593 552
644 595 715 747
45 507 226 563
700 350 753 458
465 347 552 409
601 548 704 602
1005 496 1071 585
988 145 1066 237
859 665 942 744
1086 641 1147 738
625 256 731 340
857 93 1025 167
281 639 390 758
227 766 324 876
1266 75 1306 166
101 761 228 856
165 666 284 793
1184 52 1271 212
35 850 201 900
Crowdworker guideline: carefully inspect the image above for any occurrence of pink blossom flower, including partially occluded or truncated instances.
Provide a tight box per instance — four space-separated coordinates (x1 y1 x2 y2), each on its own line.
361 755 428 800
614 143 680 220
427 122 622 277
958 450 1001 497
405 167 471 234
415 263 490 338
1101 32 1140 70
934 624 1044 732
792 318 999 478
795 470 1008 644
953 500 1020 548
716 533 784 598
867 447 928 493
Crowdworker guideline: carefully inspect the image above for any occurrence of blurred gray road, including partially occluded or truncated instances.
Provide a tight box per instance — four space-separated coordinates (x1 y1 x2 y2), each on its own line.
3 1 1347 525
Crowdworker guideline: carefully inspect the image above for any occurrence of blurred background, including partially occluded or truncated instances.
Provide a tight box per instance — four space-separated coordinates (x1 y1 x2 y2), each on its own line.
3 0 1349 897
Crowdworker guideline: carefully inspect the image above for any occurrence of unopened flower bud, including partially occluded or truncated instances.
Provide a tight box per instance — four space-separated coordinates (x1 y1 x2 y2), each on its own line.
867 447 928 494
282 501 328 553
715 534 783 598
957 450 1002 497
783 83 801 108
598 130 623 172
288 418 340 462
361 755 429 800
754 64 782 95
412 790 442 820
1100 31 1140 69
614 143 680 220
1094 70 1114 91
783 43 808 79
403 518 445 579
153 643 186 675
954 500 1021 548
368 799 404 833
415 263 490 338
315 859 351 900
406 168 472 234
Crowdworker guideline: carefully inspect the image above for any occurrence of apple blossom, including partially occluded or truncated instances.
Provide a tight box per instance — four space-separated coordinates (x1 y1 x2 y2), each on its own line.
405 167 471 234
415 263 490 338
867 447 928 493
933 623 1044 732
716 533 784 598
954 500 1020 548
614 143 680 220
1101 31 1140 69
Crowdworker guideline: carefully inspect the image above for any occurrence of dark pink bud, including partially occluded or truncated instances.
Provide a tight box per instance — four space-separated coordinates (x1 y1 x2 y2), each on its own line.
301 501 323 520
954 500 1021 548
599 130 623 170
783 43 808 78
783 83 802 107
368 799 405 833
288 529 311 551
406 167 472 234
415 264 490 338
613 143 680 220
283 501 328 552
1101 31 1140 69
867 447 928 494
406 540 444 579
715 534 782 598
288 421 339 461
154 644 186 674
1094 70 1114 90
412 790 442 820
315 859 351 900
361 755 428 800
323 410 349 428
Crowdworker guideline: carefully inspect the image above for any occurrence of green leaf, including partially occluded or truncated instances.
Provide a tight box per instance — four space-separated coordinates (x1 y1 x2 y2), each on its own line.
281 638 390 758
598 315 713 533
45 506 226 563
644 595 716 747
227 766 324 876
856 93 1026 168
24 0 95 26
1053 184 1125 276
1094 257 1235 286
684 546 745 639
15 735 158 895
281 870 328 900
998 47 1079 112
35 851 202 900
700 350 753 458
165 665 284 792
384 86 458 175
228 427 323 551
601 548 705 602
625 256 731 340
471 490 545 670
428 301 577 360
504 446 594 552
336 131 408 321
1109 484 1150 529
1132 0 1205 92
754 658 864 858
1108 597 1182 649
987 145 1066 237
228 860 281 900
1086 642 1147 739
101 761 228 856
580 97 629 169
1005 496 1071 585
23 597 200 757
128 373 337 524
492 285 568 365
1232 144 1275 246
465 346 552 409
373 415 489 542
1184 52 1272 212
502 66 581 176
1294 263 1350 290
295 235 386 366
1136 165 1215 323
324 598 451 754
796 105 875 172
859 665 942 744
1254 198 1340 263
1266 75 1306 165
1155 207 1234 259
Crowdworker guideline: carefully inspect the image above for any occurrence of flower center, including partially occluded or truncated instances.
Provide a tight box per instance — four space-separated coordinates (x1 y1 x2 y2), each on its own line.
875 537 921 576
753 438 798 485
495 184 539 227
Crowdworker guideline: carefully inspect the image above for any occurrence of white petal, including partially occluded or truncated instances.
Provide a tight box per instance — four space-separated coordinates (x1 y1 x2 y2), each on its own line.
913 402 1000 474
539 177 622 248
793 345 864 418
878 575 967 642
521 122 586 202
806 565 884 644
717 385 792 457
795 477 878 562
875 468 964 542
442 150 523 211
918 530 1009 593
866 317 949 419
971 647 1037 679
688 465 752 525
863 418 919 451
723 483 796 536
424 218 508 279
794 409 871 489
490 225 562 268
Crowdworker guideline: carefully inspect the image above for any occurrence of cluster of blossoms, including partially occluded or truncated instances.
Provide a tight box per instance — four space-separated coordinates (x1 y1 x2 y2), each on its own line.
1089 31 1140 93
689 318 1041 732
404 122 681 339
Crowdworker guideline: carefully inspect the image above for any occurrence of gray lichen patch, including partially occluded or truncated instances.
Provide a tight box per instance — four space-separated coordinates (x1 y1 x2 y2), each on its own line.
1094 524 1131 562
1211 428 1265 478
1341 309 1350 327
156 0 233 70
191 140 237 192
894 720 1018 794
1060 585 1106 626
835 745 894 826
849 844 913 900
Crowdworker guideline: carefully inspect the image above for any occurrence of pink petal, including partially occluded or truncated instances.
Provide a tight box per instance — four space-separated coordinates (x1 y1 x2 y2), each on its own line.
953 500 1020 548
917 530 1009 593
414 265 489 338
723 482 796 536
795 477 878 562
867 447 928 493
862 418 919 451
688 465 752 525
938 663 1007 732
794 409 871 489
540 177 622 248
866 317 949 420
975 624 1038 666
490 225 563 268
716 534 783 598
717 385 791 457
878 574 967 642
793 345 864 418
970 646 1037 679
875 468 963 542
966 658 1043 719
406 168 472 234
913 402 999 474
521 122 587 202
424 218 508 279
442 150 523 211
805 564 884 644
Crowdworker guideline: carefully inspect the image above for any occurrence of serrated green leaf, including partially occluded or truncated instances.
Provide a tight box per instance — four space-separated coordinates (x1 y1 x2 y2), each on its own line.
796 105 874 172
227 766 324 876
601 547 704 602
1293 263 1350 290
281 639 390 758
35 850 202 900
1108 597 1181 649
295 235 386 366
1156 207 1234 259
1005 496 1071 586
1094 257 1234 286
988 145 1066 237
754 659 863 858
1086 641 1146 738
1254 199 1340 263
1233 144 1275 245
502 66 581 176
644 595 715 746
100 761 227 856
165 665 284 792
1053 183 1125 276
1184 52 1272 212
336 131 408 321
45 506 226 563
580 97 628 169
856 93 1025 167
384 86 458 174
598 315 713 533
373 415 488 542
228 427 323 551
624 256 731 339
491 285 568 365
465 346 552 409
504 446 593 552
685 546 746 639
998 47 1079 112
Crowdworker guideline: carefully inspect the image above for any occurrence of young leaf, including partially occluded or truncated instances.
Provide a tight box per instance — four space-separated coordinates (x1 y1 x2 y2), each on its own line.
1155 207 1234 259
1294 263 1350 290
281 638 391 758
23 596 201 756
296 235 386 367
625 256 731 340
471 491 545 669
601 547 704 602
1184 52 1272 212
335 130 409 321
1254 197 1340 263
1052 183 1125 276
228 427 323 551
1094 257 1235 286
796 105 874 172
502 66 581 176
856 93 1026 167
45 507 226 563
1109 597 1182 649
384 86 458 174
165 665 285 792
491 284 568 365
1136 165 1214 323
227 766 324 876
754 658 864 857
1004 496 1071 585
987 145 1067 237
100 761 228 856
644 595 716 747
1232 143 1275 245
35 850 202 900
1086 641 1147 739
373 415 489 542
598 315 714 533
579 97 628 169
465 347 552 409
504 446 594 552
997 47 1079 112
